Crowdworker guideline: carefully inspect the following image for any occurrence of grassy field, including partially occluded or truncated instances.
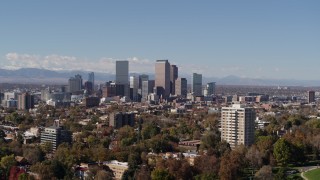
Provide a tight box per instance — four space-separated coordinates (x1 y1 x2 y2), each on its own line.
304 168 320 180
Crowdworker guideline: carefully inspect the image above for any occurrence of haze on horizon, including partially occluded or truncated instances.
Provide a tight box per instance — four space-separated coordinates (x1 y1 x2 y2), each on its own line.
0 1 319 80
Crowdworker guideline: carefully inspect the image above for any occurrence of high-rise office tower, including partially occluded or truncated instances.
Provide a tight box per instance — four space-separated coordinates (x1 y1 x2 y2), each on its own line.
18 92 34 110
88 72 95 90
68 74 83 93
130 75 139 89
116 61 129 97
170 65 178 95
192 73 202 96
41 120 72 151
155 60 170 98
175 78 187 98
84 81 93 94
141 80 155 102
308 90 315 103
221 104 256 148
204 82 216 96
102 81 117 97
139 74 149 89
130 75 139 101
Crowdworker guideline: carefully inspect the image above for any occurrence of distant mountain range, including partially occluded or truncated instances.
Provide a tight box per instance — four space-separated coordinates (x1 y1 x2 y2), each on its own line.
0 68 319 86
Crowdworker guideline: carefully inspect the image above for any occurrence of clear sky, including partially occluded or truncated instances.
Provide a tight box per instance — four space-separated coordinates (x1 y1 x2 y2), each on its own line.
0 1 319 80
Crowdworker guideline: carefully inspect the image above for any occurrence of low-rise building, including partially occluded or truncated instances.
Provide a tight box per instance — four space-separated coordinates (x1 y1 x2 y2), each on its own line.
103 160 128 180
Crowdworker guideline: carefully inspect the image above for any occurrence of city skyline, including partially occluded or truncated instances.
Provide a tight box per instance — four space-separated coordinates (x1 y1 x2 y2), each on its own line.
0 1 319 80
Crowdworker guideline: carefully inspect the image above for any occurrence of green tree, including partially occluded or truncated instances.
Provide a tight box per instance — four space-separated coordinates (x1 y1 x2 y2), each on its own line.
0 130 5 139
128 152 142 170
194 172 218 180
274 167 286 180
92 145 109 162
219 146 246 180
30 161 55 179
41 141 53 154
0 154 16 178
18 173 29 180
273 138 291 166
151 169 174 180
148 135 172 153
87 135 100 148
200 131 220 150
52 160 66 179
23 146 44 164
142 122 161 140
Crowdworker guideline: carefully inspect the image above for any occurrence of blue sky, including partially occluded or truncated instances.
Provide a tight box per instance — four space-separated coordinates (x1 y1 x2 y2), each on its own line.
0 1 319 80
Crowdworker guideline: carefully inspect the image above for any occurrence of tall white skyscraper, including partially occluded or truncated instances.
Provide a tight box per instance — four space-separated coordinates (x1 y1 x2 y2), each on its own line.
192 73 202 96
116 61 129 96
221 104 256 148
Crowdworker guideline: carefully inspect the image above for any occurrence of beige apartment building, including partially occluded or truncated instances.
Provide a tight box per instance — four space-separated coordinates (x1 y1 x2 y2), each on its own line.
221 104 256 148
104 161 128 180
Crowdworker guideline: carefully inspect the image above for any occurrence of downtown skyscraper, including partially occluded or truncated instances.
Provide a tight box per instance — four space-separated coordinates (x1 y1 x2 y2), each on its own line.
68 74 83 93
192 73 202 96
170 65 178 95
88 72 94 89
116 61 129 97
155 60 171 98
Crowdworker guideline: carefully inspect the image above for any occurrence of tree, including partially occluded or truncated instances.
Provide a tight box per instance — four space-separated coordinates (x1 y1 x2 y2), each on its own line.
203 113 219 130
273 138 291 166
142 122 161 140
87 135 100 148
194 172 218 180
148 135 173 153
30 161 55 179
96 170 113 180
0 130 5 139
200 131 220 150
117 126 136 140
92 145 109 162
256 136 274 153
121 152 143 179
254 165 273 180
219 146 246 180
18 173 29 180
41 141 53 154
128 152 142 170
274 167 286 180
135 165 151 180
23 146 44 164
51 160 66 179
194 155 219 175
151 169 174 180
0 154 16 178
246 145 263 169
